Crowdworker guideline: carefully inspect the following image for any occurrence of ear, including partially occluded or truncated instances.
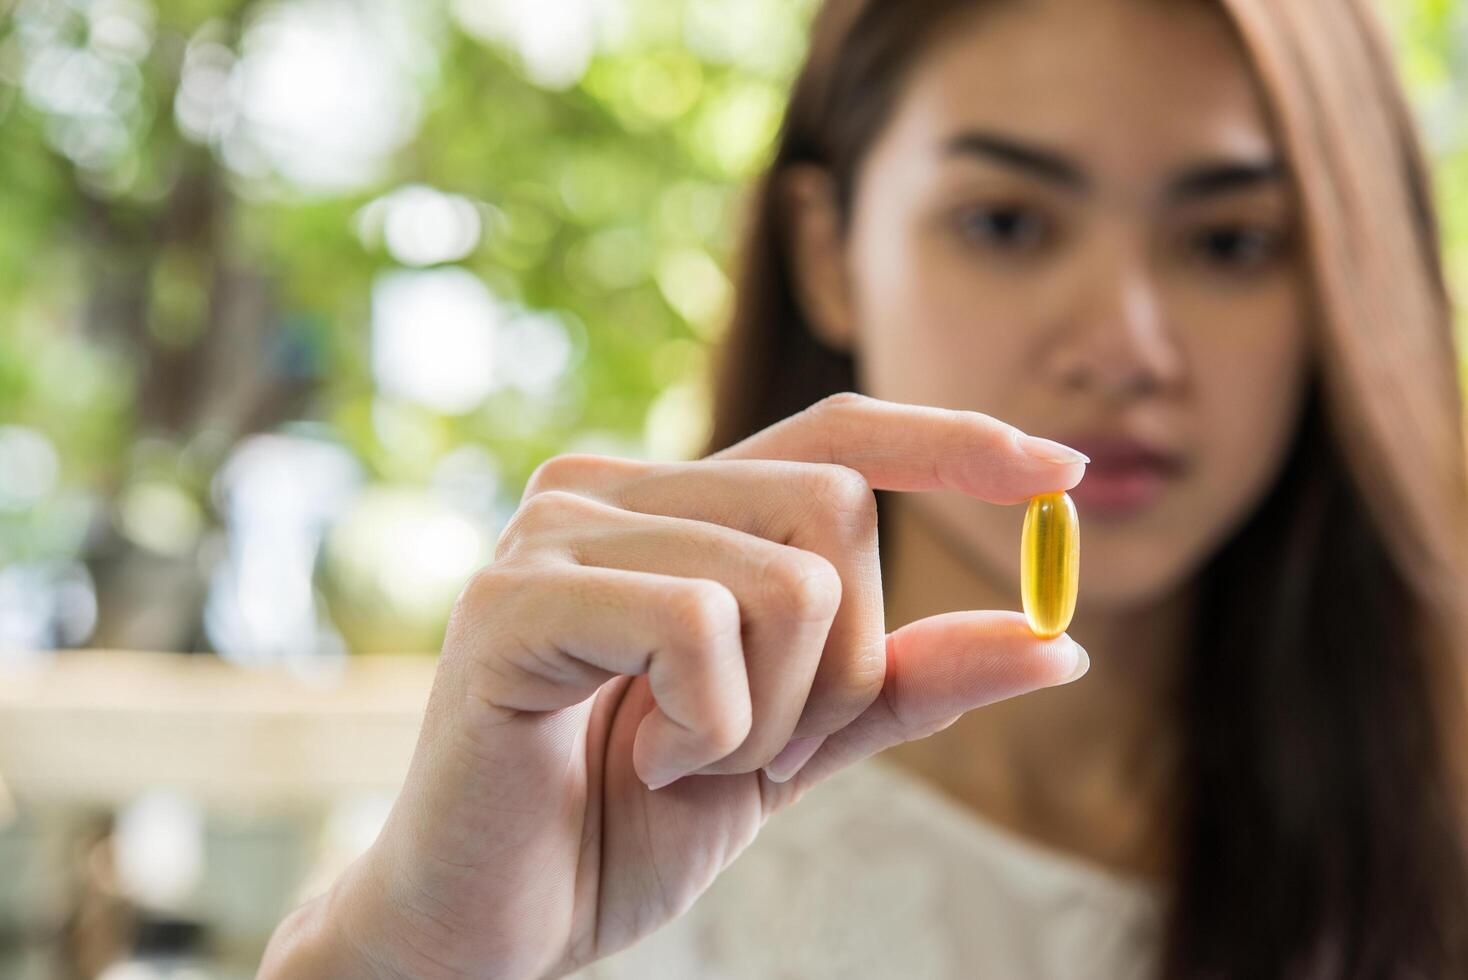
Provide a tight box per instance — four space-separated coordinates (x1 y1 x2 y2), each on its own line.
780 164 857 353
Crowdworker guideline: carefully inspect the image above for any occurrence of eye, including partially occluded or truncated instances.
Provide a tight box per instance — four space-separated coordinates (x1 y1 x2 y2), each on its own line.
953 204 1052 252
1189 225 1286 271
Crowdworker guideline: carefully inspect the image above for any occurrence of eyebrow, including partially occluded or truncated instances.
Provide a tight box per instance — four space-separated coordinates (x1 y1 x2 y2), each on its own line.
1166 161 1285 202
942 129 1285 202
944 131 1084 188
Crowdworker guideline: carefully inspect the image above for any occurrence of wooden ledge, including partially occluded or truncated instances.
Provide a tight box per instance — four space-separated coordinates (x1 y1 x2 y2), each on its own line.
0 651 438 812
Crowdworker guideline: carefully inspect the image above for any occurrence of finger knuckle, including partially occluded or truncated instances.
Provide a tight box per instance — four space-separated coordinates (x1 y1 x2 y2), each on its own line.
761 552 842 624
449 564 520 637
459 564 509 608
703 699 754 757
806 464 877 533
522 488 593 527
523 454 580 499
846 651 888 705
523 453 629 499
495 489 593 560
665 578 742 647
812 390 869 416
818 647 887 724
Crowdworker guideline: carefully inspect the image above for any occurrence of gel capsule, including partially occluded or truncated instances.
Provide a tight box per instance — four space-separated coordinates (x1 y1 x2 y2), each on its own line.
1020 491 1079 639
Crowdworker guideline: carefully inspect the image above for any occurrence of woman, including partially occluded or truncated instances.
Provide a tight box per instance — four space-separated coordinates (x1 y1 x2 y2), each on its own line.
261 0 1468 976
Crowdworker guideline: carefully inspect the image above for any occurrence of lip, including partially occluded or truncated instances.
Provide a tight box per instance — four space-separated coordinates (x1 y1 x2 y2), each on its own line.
1058 433 1187 520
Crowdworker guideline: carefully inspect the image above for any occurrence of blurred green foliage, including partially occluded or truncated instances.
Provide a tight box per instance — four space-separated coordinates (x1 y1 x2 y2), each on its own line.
0 0 814 496
1393 0 1468 347
0 0 1463 654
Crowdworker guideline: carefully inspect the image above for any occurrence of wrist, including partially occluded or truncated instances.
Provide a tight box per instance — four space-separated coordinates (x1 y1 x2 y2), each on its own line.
265 830 560 980
259 851 405 980
257 885 375 979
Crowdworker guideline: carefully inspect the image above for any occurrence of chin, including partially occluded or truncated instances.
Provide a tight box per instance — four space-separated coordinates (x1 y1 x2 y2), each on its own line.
1075 543 1205 613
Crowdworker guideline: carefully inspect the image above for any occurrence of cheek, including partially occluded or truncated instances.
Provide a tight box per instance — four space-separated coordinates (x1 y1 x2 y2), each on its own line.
1188 322 1312 536
1088 314 1312 607
845 223 1030 412
855 309 1019 412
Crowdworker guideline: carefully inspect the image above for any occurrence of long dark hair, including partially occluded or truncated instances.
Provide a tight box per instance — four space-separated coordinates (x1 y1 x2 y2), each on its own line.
703 0 1468 975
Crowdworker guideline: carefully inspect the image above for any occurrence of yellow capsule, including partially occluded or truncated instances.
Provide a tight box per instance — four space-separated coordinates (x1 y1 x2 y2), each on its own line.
1020 491 1079 639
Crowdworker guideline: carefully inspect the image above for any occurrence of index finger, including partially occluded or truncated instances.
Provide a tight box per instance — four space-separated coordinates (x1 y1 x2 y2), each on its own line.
707 392 1089 505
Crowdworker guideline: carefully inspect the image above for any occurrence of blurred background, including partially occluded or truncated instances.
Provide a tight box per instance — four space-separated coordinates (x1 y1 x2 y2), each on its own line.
0 0 1463 976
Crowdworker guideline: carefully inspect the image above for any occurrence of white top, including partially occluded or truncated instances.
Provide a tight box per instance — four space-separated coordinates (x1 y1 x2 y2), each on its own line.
569 755 1166 980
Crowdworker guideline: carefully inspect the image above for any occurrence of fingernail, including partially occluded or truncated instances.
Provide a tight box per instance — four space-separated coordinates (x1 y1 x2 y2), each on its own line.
643 766 694 792
1063 641 1090 683
762 735 826 784
1016 433 1090 466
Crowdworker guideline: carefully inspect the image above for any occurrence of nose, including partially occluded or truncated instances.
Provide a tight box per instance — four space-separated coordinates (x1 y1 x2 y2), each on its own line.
1045 235 1185 401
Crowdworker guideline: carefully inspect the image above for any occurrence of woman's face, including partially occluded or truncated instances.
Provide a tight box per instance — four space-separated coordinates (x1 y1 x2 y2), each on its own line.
799 0 1312 610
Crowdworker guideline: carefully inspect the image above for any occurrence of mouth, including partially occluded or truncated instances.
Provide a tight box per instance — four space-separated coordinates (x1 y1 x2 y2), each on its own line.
1057 434 1187 520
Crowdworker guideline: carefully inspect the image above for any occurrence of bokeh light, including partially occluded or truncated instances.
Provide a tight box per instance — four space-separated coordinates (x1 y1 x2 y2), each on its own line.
222 0 439 192
371 267 502 414
357 183 484 266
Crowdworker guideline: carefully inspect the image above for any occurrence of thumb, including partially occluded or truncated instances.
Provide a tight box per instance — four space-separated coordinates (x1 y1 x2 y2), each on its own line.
767 610 1087 789
881 610 1086 724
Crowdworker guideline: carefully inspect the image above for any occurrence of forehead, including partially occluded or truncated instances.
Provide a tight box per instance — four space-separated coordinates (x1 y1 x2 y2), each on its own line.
883 0 1280 175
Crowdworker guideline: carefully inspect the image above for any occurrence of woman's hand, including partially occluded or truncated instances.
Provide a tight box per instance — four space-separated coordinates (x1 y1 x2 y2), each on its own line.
259 392 1090 980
